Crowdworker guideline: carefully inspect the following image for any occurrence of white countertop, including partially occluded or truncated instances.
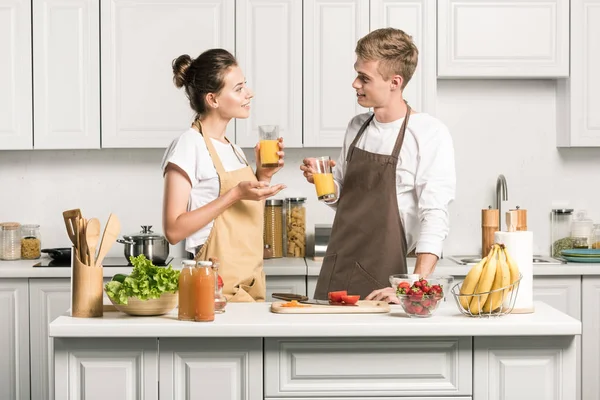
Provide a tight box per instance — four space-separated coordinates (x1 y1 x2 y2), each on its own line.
306 258 600 276
0 257 307 278
49 300 580 338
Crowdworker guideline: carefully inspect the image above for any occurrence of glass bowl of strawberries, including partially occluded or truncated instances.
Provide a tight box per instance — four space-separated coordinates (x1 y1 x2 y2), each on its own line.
394 276 453 318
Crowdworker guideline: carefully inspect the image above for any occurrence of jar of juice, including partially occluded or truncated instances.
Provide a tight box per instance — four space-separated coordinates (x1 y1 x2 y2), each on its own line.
195 261 215 322
178 260 196 321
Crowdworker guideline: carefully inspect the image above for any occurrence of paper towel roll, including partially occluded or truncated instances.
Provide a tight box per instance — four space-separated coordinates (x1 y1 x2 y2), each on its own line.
494 231 535 313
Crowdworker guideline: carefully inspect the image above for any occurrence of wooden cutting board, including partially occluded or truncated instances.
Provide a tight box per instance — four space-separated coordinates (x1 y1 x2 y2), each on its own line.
270 300 390 314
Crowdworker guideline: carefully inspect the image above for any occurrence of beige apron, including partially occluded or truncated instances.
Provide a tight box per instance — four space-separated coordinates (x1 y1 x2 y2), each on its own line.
314 104 412 300
192 123 266 302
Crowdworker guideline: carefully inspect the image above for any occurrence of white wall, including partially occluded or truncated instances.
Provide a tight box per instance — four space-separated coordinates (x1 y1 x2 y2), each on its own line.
1 79 599 260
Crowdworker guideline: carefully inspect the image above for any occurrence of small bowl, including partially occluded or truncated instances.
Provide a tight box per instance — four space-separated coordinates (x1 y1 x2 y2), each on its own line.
397 292 444 318
390 274 454 299
107 292 178 316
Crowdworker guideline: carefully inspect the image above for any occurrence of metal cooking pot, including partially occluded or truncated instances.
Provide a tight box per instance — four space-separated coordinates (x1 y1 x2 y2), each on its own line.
117 226 170 265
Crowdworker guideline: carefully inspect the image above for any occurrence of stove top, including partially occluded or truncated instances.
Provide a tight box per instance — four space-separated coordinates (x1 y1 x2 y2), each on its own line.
33 256 174 268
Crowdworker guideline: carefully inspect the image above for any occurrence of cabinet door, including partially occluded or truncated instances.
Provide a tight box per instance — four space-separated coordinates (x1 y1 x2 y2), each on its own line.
582 277 600 400
0 279 30 400
0 0 32 149
235 0 302 148
557 0 600 147
303 0 369 147
101 0 234 148
159 338 263 400
438 0 569 78
33 0 100 149
54 338 158 400
370 0 436 114
532 276 581 319
29 279 71 400
266 276 307 301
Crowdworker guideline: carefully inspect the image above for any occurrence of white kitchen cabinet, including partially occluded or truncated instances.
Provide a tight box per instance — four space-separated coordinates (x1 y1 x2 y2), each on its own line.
533 276 581 319
29 279 71 400
54 337 158 400
582 277 600 400
303 0 369 147
474 336 577 400
33 0 100 149
265 337 472 397
557 0 600 147
370 0 436 114
266 275 306 301
437 0 569 78
235 0 302 148
100 0 235 148
159 338 263 400
0 0 32 150
0 279 30 400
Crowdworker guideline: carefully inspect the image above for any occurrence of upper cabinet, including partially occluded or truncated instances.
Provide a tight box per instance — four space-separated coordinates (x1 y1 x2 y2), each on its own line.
33 0 100 149
303 0 369 147
235 0 302 149
100 0 235 148
370 0 437 114
437 0 570 78
0 0 32 150
557 0 600 147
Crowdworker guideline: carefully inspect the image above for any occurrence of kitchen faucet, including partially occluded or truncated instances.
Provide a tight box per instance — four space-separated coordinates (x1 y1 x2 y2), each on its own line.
496 174 508 231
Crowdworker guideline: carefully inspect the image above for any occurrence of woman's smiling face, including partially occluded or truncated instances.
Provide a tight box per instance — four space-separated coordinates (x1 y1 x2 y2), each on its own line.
213 65 254 119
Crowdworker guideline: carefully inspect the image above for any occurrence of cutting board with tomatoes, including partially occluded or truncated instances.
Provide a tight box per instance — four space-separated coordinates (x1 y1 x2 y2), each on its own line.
270 300 390 314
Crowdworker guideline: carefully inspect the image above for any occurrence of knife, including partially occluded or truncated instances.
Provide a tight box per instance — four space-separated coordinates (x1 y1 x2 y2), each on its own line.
271 293 356 306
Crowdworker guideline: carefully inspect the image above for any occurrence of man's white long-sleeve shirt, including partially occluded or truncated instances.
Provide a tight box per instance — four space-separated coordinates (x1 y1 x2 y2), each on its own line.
329 112 456 258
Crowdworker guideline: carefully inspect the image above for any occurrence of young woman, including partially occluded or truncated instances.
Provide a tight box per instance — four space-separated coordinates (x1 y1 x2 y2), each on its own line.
162 48 285 302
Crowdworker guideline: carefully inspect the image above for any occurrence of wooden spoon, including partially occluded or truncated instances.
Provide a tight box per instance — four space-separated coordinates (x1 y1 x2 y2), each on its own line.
94 214 121 268
85 218 101 267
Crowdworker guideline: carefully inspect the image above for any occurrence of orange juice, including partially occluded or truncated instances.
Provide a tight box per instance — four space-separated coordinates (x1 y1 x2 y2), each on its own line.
313 173 335 200
178 264 195 321
260 139 279 167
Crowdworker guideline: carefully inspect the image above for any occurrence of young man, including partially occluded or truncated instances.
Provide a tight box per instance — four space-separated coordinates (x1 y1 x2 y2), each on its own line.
301 28 456 303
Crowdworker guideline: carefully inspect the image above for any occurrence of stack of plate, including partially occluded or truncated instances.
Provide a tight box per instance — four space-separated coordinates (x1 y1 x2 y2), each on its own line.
561 249 600 263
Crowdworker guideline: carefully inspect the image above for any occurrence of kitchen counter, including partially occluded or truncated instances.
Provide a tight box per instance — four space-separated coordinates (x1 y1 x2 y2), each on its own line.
50 301 579 399
49 300 579 338
0 257 307 278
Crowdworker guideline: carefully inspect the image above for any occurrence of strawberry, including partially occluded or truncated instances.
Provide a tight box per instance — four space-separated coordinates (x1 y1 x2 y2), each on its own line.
217 274 224 289
412 304 424 314
398 281 410 290
417 307 430 316
420 278 429 287
422 298 432 308
422 286 431 294
413 280 422 288
410 290 423 302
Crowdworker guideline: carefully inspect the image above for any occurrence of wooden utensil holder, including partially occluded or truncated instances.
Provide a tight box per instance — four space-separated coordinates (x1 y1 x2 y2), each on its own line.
482 209 499 258
71 248 103 318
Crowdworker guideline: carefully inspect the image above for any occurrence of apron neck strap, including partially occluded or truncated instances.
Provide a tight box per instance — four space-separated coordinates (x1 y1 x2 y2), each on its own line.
346 115 375 162
391 101 411 159
193 119 227 175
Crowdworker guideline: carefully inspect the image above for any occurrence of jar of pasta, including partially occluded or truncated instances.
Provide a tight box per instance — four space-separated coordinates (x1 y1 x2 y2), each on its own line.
1 223 21 260
21 224 41 259
285 197 306 257
264 199 283 258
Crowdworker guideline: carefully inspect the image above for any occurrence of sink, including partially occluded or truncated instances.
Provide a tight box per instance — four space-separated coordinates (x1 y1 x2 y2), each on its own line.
447 255 565 265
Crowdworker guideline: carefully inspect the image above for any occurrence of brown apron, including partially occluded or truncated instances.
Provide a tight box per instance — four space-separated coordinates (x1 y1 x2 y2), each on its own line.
192 124 266 302
314 104 412 300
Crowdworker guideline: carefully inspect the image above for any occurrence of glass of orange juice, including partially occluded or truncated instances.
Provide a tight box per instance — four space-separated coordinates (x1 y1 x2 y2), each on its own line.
313 156 336 201
258 125 280 168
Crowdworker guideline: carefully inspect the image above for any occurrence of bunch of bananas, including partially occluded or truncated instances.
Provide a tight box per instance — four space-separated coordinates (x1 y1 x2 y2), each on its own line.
458 244 520 315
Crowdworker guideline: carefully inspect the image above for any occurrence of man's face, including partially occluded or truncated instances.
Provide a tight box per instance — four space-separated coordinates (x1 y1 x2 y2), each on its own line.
352 58 397 109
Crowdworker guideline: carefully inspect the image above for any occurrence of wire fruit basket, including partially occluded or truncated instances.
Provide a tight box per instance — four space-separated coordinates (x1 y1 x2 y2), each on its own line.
451 274 522 318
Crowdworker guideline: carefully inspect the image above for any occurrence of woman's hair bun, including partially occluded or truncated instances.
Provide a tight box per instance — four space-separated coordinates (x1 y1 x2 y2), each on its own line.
172 54 193 88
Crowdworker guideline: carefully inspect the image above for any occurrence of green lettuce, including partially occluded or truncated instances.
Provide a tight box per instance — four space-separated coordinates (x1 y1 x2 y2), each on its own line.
104 255 180 305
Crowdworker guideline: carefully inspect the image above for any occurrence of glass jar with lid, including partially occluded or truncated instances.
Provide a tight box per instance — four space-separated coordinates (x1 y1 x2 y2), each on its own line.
571 210 593 249
20 224 41 259
264 199 284 258
551 209 574 258
198 259 227 314
178 260 196 321
592 224 600 250
1 223 21 260
285 197 306 257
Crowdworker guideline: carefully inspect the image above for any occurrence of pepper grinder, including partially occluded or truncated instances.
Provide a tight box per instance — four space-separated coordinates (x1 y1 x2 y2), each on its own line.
482 207 499 258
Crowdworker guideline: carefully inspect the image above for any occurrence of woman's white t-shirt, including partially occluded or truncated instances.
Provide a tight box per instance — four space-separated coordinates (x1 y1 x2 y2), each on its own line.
161 128 249 254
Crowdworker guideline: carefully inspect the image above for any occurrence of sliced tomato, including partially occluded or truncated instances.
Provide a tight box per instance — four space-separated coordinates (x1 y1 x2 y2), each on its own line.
341 294 360 305
328 290 347 303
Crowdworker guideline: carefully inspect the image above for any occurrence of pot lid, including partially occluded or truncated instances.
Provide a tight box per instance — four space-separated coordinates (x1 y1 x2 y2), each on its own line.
123 225 164 240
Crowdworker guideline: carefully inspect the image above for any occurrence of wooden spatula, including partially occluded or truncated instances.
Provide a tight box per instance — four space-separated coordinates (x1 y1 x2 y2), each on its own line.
94 214 121 268
62 209 81 247
86 218 101 267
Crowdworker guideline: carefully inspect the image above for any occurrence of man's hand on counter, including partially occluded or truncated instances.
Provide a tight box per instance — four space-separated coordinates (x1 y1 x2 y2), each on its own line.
365 287 400 304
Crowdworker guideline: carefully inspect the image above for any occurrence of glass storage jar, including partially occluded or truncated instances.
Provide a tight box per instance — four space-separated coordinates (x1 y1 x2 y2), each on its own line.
178 260 196 321
571 210 593 249
20 224 41 259
198 259 227 314
285 197 306 257
592 224 600 250
551 209 574 258
1 223 21 260
264 199 284 258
